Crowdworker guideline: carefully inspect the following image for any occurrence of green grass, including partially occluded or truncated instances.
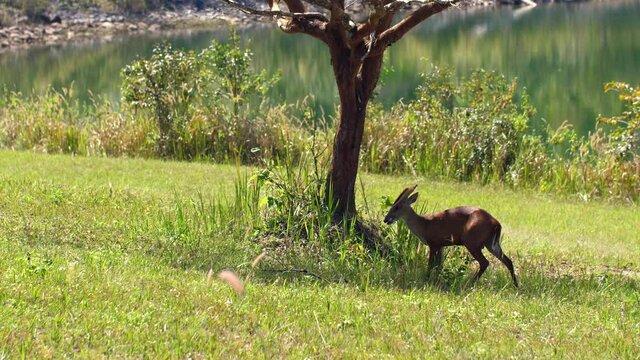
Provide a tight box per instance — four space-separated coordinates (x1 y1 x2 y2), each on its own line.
1 150 639 357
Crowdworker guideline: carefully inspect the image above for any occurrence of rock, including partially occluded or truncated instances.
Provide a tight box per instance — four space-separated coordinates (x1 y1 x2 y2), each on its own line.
37 14 61 24
45 35 60 44
106 15 124 23
0 5 260 51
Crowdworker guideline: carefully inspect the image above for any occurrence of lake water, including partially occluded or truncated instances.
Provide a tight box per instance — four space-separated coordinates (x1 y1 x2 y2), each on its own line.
1 1 639 135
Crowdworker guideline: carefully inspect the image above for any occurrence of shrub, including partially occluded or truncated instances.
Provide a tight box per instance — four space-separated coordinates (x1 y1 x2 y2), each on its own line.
0 35 637 202
114 0 149 13
19 0 47 22
200 30 280 119
121 43 202 158
363 66 533 183
120 31 283 160
598 82 639 160
362 67 639 201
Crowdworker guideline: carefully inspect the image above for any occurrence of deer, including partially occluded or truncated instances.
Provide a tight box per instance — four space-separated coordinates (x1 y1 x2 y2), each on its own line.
384 185 518 287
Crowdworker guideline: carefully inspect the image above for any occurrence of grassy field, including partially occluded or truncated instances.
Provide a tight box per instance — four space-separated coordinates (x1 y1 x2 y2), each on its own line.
0 150 638 358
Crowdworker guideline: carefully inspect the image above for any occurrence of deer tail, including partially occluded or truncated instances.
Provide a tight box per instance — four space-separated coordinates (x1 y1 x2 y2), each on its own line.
488 224 503 258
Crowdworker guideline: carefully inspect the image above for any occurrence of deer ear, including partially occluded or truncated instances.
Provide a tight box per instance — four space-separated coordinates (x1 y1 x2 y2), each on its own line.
407 192 419 204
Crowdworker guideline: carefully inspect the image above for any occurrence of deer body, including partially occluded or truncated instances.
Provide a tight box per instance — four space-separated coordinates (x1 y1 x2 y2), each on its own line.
385 186 518 287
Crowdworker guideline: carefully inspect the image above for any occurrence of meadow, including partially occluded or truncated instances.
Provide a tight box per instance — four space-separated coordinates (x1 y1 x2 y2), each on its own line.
1 29 638 358
0 150 638 357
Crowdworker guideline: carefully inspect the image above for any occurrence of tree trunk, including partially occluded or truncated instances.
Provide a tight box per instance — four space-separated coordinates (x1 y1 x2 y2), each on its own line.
325 46 382 219
326 83 367 218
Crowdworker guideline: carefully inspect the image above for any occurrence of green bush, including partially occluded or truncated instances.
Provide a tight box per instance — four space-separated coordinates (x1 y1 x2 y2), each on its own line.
120 32 283 160
598 82 639 160
19 0 47 21
201 30 280 119
362 68 639 201
121 43 201 157
114 0 149 13
363 66 533 183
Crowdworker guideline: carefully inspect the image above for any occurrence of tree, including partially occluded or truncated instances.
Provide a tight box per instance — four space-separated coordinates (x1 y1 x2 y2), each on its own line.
223 0 458 219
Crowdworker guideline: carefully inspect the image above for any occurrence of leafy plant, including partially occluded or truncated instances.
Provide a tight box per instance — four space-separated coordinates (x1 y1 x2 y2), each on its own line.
200 29 280 119
1 46 638 201
598 82 640 160
121 43 201 157
363 66 534 183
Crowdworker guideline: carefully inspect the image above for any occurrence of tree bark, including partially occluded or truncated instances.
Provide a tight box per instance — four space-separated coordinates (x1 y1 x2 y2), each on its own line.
326 81 367 218
325 44 383 219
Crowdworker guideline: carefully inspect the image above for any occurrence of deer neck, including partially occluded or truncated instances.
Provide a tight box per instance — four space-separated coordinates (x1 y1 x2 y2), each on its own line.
402 207 428 235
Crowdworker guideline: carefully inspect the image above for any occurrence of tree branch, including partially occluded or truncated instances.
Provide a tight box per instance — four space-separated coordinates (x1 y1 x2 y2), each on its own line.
223 0 329 22
375 0 457 52
301 0 333 10
350 3 395 49
280 0 307 12
356 11 393 99
222 0 329 42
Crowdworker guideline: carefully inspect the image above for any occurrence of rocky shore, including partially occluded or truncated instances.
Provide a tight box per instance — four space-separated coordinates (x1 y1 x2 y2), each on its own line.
0 0 617 51
0 0 545 51
0 5 264 50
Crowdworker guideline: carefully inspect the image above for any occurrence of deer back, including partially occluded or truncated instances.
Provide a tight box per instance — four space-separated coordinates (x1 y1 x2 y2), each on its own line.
410 206 496 247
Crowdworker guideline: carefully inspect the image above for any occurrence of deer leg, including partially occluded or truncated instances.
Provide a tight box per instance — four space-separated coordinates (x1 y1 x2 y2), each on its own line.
427 246 444 272
486 243 519 288
467 247 490 282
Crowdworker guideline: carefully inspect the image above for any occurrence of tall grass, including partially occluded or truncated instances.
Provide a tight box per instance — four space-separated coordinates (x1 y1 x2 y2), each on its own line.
0 70 638 202
0 87 312 163
156 156 468 290
362 67 640 202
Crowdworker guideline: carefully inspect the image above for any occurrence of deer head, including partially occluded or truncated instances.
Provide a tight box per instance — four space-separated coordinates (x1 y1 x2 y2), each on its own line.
384 185 419 225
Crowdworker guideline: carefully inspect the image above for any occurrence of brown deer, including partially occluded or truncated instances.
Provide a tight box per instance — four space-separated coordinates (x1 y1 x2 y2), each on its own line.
384 185 518 287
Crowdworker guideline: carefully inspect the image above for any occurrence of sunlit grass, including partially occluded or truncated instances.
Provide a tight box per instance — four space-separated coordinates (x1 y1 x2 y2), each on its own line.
0 150 638 357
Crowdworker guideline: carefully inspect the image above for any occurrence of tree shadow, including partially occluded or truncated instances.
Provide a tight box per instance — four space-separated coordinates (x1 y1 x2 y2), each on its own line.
244 251 639 305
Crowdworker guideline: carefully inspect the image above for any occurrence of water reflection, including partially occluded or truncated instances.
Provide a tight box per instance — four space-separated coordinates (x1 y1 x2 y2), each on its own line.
1 1 639 135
